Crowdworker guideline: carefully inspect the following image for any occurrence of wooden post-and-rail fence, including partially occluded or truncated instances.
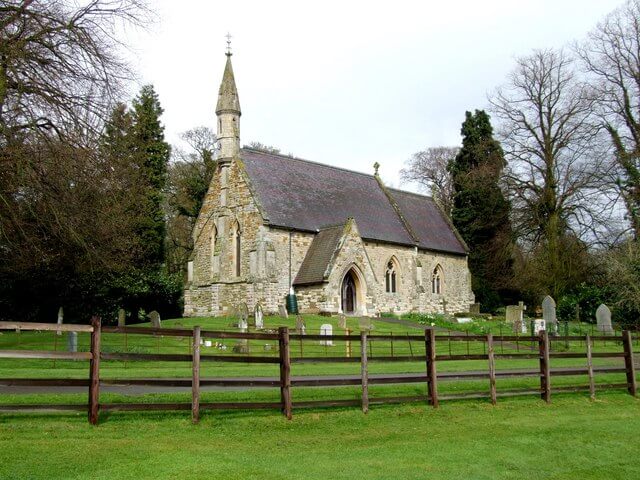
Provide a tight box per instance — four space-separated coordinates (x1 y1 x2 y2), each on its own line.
0 321 638 425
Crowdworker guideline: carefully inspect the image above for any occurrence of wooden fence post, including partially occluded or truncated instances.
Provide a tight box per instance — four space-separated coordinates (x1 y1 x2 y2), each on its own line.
585 334 595 401
192 326 201 424
487 333 497 405
278 327 292 420
88 316 101 425
539 330 551 403
360 332 369 414
425 328 438 408
623 330 637 397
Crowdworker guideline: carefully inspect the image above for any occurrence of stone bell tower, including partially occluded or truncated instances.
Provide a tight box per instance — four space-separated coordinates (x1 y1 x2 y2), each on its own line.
216 40 241 167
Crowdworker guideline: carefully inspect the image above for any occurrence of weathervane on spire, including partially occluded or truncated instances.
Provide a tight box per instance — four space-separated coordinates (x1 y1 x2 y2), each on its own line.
225 32 232 56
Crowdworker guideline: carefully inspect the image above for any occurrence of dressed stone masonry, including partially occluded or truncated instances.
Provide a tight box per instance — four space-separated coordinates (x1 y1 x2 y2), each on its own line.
184 51 475 317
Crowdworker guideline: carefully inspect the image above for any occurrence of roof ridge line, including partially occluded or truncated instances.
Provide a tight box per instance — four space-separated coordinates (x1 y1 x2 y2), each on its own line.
374 175 420 245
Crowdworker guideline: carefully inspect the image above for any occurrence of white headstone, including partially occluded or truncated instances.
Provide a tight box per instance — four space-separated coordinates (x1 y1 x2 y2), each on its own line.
533 319 546 334
254 303 264 329
56 307 64 336
148 310 161 328
596 304 613 333
118 308 126 327
320 323 333 346
67 331 77 352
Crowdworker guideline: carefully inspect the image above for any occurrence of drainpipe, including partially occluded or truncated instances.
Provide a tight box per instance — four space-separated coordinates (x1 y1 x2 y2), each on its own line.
289 231 292 293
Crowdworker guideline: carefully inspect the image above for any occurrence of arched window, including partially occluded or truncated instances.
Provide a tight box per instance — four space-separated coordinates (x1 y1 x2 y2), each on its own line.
232 221 241 277
432 265 443 295
385 259 398 293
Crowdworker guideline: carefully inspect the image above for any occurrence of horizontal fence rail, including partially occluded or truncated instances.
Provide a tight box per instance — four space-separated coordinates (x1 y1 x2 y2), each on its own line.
0 321 638 424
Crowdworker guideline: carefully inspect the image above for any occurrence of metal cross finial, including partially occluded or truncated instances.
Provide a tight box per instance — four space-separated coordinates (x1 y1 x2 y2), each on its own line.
225 32 232 56
373 162 380 176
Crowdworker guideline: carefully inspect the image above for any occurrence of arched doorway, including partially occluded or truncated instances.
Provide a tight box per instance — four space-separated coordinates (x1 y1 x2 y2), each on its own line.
341 269 358 314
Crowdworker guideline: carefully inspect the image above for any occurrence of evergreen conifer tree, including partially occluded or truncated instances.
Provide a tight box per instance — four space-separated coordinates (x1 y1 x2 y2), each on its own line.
449 110 515 309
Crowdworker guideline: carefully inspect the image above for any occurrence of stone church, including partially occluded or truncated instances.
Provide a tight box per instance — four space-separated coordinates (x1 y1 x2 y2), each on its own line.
184 52 475 317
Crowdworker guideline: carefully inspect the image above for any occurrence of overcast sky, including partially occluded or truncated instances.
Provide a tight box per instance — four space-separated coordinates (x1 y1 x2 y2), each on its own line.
123 0 624 191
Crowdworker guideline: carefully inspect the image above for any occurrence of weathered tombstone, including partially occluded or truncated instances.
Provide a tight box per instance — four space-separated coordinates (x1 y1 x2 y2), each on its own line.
295 315 306 335
232 342 249 354
596 304 614 333
505 305 522 323
513 320 526 334
533 319 546 335
117 308 126 327
358 317 372 331
278 304 289 319
67 331 77 353
148 310 161 328
56 307 64 336
542 296 556 326
320 323 333 346
254 303 264 329
338 314 347 329
469 303 481 315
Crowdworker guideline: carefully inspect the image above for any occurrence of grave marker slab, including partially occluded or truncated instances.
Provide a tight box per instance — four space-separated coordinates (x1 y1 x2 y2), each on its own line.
596 304 613 333
118 308 126 327
320 324 333 346
254 303 264 329
148 311 161 328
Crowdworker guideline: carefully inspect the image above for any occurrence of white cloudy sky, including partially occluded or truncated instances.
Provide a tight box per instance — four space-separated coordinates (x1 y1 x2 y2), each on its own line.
122 0 623 191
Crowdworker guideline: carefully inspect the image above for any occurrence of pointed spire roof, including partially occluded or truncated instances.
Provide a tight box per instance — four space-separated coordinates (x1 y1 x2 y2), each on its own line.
216 54 241 114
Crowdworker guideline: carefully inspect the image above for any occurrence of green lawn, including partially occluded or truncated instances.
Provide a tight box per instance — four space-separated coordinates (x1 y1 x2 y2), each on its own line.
0 392 639 479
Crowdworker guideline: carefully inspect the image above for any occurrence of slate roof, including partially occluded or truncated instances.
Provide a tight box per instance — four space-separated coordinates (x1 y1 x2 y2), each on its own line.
240 149 467 255
293 224 345 286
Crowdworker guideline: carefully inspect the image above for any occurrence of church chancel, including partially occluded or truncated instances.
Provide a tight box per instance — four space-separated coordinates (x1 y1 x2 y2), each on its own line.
184 49 475 317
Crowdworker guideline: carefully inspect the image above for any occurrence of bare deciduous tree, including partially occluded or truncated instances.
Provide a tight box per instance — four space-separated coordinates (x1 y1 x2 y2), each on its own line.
489 48 614 297
400 146 458 214
0 0 149 142
576 0 640 238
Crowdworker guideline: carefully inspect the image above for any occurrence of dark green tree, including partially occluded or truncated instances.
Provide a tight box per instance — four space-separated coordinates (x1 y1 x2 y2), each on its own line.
449 110 515 310
130 85 171 268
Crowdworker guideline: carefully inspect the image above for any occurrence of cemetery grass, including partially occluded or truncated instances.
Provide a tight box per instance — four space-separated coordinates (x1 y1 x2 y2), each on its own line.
1 392 640 479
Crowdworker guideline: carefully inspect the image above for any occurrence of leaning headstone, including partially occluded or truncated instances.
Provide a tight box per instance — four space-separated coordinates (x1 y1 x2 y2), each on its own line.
542 296 556 326
295 315 306 335
596 304 614 333
320 323 333 346
254 303 264 329
278 304 289 319
148 310 161 328
117 308 126 327
56 307 64 336
67 331 78 353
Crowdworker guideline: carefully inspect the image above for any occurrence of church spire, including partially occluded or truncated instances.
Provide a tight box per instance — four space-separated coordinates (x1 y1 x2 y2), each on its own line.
216 37 241 165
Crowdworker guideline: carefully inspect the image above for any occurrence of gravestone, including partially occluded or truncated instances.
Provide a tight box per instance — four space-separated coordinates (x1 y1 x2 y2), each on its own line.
358 317 372 331
542 296 556 327
56 307 64 336
505 305 522 323
118 308 126 327
67 331 77 353
278 304 289 319
596 304 614 333
148 310 161 328
338 314 347 329
320 323 333 346
254 303 264 329
469 303 481 315
296 315 306 335
238 303 249 330
533 319 546 335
